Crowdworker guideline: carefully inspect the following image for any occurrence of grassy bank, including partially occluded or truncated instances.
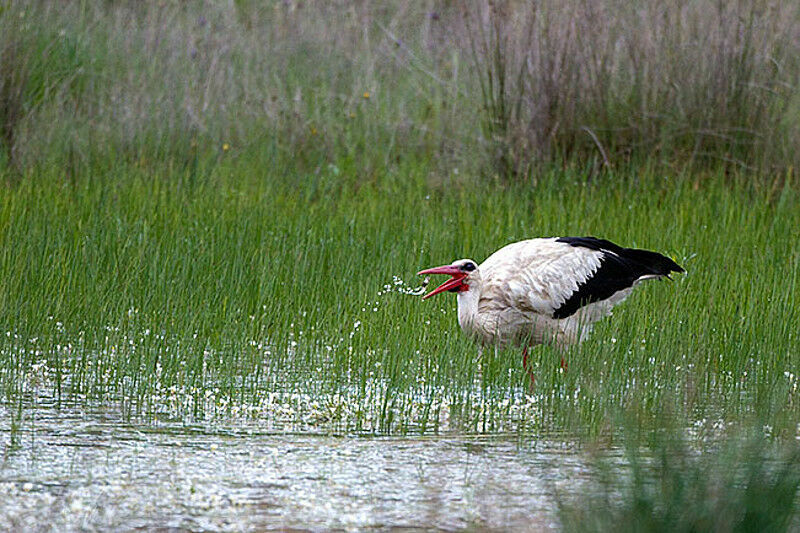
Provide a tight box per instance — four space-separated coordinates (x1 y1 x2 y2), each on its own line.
1 157 798 436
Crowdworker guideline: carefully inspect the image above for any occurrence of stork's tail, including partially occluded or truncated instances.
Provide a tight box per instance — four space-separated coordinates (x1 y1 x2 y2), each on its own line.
622 247 685 279
551 236 684 320
555 236 685 278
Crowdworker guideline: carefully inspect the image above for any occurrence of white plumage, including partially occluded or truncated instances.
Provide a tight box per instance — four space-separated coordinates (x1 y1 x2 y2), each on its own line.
419 237 684 351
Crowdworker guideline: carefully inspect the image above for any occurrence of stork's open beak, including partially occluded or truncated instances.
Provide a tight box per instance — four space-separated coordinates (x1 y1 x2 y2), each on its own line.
417 265 467 299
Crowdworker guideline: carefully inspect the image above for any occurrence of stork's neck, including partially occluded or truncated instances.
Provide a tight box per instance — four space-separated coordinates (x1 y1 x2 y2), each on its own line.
456 285 480 333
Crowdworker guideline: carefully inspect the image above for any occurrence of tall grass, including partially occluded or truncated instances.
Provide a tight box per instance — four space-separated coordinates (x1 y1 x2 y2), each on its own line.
0 2 465 178
1 0 799 437
1 157 798 435
462 0 800 178
1 2 799 181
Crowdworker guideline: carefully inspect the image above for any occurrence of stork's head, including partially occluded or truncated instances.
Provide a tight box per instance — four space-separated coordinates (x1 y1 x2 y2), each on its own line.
417 259 479 300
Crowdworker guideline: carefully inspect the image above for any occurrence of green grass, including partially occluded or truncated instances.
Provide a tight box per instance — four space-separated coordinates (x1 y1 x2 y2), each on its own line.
1 157 798 436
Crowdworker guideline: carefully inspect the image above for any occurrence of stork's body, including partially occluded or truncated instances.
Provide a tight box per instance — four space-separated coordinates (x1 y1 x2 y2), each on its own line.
419 237 684 350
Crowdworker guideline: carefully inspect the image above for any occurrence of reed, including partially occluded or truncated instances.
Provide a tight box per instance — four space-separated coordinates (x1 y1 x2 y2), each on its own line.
2 2 799 181
461 0 800 178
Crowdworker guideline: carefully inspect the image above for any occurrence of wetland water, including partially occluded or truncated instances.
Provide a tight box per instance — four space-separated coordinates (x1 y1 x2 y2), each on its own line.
0 400 591 531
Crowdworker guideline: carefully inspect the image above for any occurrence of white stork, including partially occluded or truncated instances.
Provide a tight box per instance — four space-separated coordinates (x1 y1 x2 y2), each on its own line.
418 236 684 372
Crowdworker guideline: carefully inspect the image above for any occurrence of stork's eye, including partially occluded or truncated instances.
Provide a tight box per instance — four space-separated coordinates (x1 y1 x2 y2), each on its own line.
461 262 476 272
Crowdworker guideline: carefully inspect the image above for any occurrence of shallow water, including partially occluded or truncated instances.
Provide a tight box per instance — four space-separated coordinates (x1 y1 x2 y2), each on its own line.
0 401 594 531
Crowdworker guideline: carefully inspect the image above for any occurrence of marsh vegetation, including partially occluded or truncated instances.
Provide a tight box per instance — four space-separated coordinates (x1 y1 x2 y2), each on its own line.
1 1 800 530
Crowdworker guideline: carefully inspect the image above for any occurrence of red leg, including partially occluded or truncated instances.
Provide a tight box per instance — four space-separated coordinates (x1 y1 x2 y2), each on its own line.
560 355 568 372
522 346 535 385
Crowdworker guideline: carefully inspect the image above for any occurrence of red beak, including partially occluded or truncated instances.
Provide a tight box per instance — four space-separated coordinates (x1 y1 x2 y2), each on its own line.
417 265 468 299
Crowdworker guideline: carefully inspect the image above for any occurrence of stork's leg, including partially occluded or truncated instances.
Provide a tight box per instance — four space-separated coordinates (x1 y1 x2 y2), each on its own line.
553 333 568 372
522 345 535 385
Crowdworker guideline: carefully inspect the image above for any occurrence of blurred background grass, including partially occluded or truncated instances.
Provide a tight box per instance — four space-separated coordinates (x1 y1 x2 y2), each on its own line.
1 1 799 182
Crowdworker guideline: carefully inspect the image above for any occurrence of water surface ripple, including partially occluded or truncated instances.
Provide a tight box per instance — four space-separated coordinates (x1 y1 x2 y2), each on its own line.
1 403 591 531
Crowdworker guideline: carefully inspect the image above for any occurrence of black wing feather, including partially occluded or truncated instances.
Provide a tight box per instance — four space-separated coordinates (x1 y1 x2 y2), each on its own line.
552 236 684 319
